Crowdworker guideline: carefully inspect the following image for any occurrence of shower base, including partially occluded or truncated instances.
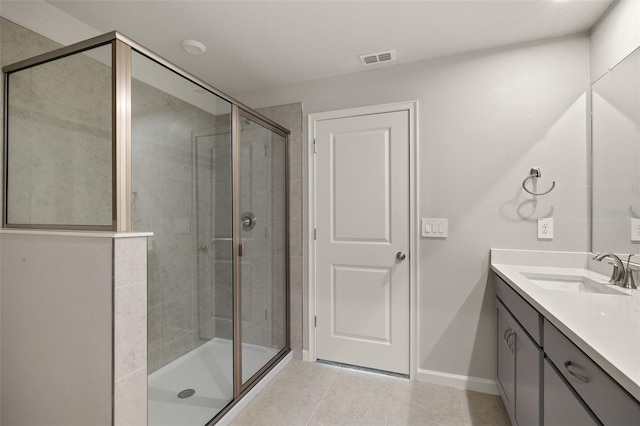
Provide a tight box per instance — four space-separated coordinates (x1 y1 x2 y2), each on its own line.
148 338 279 426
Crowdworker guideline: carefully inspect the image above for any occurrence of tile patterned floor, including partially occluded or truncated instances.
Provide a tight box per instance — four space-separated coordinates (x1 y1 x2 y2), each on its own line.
231 360 511 426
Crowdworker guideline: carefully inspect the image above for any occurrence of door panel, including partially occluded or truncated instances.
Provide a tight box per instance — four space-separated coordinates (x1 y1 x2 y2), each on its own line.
332 128 391 242
332 265 391 342
315 110 409 375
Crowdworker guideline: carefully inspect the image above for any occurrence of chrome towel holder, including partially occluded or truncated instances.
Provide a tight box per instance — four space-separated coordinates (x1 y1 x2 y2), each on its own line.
522 167 555 196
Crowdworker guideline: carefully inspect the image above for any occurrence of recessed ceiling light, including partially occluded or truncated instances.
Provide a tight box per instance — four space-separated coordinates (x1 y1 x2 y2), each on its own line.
181 39 206 55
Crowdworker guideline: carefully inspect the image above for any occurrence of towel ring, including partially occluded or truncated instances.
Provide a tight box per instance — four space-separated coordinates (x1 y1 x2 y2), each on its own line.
522 167 555 196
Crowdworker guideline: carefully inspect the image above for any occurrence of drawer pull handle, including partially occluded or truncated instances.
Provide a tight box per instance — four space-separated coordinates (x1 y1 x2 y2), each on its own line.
503 327 515 353
564 361 589 383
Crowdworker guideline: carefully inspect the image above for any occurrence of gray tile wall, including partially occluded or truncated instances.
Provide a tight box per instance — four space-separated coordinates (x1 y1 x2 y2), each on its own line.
114 236 148 426
237 119 287 351
131 76 230 373
211 113 235 342
3 28 112 226
257 103 303 359
0 18 62 183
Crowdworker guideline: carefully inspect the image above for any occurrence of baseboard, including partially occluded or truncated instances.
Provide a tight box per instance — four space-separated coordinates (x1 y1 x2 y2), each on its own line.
416 368 498 395
302 349 313 361
217 352 293 425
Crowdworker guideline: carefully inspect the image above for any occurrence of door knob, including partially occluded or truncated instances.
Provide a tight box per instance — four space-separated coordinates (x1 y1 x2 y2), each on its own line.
396 252 406 261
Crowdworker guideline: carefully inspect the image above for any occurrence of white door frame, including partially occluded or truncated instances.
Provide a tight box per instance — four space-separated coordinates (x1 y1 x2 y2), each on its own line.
307 101 419 379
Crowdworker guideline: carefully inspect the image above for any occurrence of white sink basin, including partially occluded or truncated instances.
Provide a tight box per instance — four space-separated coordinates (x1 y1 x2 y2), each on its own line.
521 272 629 296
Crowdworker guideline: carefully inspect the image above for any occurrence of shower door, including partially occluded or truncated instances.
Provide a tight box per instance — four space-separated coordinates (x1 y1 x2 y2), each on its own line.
236 109 288 388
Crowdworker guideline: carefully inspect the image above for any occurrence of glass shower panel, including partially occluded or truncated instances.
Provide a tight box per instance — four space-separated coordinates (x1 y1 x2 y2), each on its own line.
240 115 287 384
5 44 113 227
129 51 234 425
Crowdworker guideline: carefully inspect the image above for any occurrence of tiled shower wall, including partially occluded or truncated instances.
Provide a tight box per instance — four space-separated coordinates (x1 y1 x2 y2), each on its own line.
1 19 112 226
257 103 303 359
0 20 62 211
210 113 234 342
131 78 230 373
209 115 288 352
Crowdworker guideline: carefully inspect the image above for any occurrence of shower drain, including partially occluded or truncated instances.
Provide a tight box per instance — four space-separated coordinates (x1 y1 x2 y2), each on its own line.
177 389 196 399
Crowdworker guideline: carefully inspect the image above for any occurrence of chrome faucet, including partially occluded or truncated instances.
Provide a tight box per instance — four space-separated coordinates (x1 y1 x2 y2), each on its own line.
592 252 625 286
622 254 638 289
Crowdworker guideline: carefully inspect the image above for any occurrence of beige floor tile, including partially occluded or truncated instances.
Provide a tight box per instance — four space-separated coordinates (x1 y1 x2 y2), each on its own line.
307 368 398 426
387 380 468 426
272 359 341 389
230 360 509 426
459 391 510 426
231 360 339 426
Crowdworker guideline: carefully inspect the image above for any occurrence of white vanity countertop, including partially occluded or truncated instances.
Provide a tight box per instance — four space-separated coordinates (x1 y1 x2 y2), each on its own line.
491 249 640 401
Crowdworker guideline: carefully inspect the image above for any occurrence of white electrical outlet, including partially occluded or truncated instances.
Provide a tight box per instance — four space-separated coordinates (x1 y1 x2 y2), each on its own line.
631 218 640 242
422 218 448 238
538 218 553 240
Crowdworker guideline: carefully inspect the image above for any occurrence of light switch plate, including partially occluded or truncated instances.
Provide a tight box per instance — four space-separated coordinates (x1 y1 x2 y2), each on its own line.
422 218 448 238
631 218 640 242
538 217 553 240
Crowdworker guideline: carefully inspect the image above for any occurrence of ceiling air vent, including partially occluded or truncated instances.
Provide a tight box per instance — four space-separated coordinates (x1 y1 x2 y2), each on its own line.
360 49 397 66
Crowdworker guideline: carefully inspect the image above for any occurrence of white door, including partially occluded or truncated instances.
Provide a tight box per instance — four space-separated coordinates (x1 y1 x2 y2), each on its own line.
314 110 410 375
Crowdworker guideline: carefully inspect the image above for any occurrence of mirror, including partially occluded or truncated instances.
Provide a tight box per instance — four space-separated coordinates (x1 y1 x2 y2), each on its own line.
591 46 640 254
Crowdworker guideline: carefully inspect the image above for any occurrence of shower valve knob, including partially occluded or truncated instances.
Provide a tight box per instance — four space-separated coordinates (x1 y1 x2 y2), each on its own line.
241 212 256 231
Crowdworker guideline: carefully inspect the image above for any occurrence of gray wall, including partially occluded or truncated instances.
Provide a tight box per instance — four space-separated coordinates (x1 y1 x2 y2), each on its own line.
1 233 113 425
234 34 591 382
590 0 640 83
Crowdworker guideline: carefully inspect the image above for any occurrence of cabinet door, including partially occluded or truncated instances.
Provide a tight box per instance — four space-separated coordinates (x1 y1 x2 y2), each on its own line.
514 320 541 426
496 302 516 421
544 359 599 426
544 320 640 425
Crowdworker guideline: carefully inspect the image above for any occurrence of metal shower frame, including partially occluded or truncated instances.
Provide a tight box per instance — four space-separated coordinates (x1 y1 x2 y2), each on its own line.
2 31 291 424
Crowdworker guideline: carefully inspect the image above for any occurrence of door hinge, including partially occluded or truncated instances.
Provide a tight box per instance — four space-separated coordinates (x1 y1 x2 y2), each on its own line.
313 139 317 153
314 228 317 240
314 316 317 327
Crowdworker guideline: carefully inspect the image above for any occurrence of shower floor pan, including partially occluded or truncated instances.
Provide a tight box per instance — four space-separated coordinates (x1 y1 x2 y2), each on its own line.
148 338 278 426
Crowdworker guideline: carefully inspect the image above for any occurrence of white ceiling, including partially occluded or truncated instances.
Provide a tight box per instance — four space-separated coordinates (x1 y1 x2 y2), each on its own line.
4 0 613 94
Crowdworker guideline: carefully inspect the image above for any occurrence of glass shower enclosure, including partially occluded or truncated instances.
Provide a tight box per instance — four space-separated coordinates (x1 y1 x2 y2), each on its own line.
3 32 289 425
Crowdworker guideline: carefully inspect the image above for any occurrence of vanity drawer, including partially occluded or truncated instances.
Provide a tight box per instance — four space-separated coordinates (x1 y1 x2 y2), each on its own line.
544 320 640 425
544 358 599 426
494 275 541 345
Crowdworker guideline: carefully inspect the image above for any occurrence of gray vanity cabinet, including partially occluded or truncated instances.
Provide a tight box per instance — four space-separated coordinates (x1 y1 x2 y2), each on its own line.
497 302 516 419
543 359 599 426
544 320 640 425
496 279 542 426
495 273 640 426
